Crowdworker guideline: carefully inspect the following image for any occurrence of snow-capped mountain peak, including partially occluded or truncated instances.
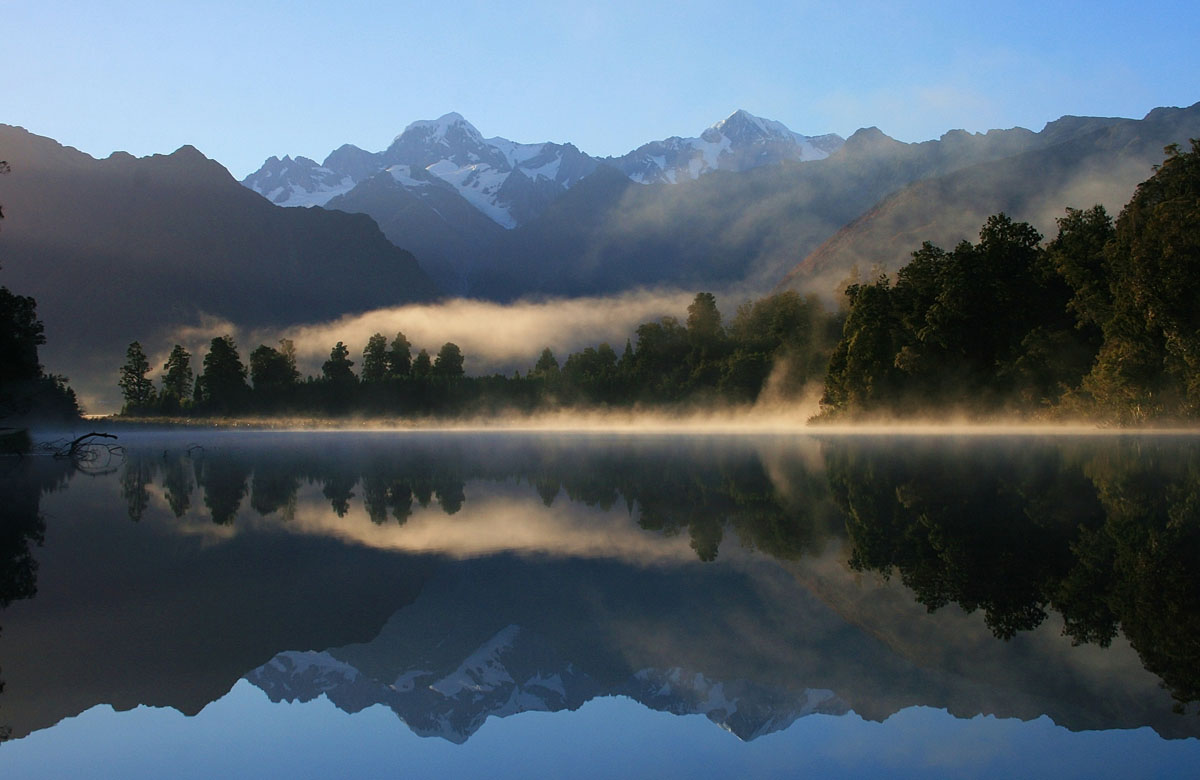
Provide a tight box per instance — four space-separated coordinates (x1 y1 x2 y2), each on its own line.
385 113 501 170
612 110 844 185
240 153 359 207
705 108 800 145
242 110 841 224
397 112 483 145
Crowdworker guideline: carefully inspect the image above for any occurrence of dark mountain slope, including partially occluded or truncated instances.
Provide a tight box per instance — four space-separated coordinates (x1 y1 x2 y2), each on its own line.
779 102 1200 294
0 125 439 410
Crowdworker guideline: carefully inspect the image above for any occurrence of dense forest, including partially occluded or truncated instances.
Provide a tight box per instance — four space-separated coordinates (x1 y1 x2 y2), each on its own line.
111 139 1199 424
822 140 1200 423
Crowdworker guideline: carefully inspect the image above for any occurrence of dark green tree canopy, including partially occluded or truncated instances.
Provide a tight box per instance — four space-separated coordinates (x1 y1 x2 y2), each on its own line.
686 292 723 343
532 347 560 377
387 332 412 377
411 348 432 378
161 345 193 403
1087 139 1200 418
1045 205 1115 330
118 341 156 412
250 342 299 390
322 342 356 384
432 342 465 378
0 287 44 385
361 333 389 383
197 335 250 412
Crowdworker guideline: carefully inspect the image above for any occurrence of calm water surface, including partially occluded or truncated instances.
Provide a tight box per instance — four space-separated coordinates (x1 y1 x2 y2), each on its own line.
0 429 1198 778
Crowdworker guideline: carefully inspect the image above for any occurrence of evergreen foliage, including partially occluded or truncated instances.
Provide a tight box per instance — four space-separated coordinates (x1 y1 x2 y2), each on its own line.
250 342 298 394
0 287 44 386
820 141 1200 422
411 349 432 379
432 342 465 378
118 342 157 412
196 336 250 413
386 332 412 378
361 333 389 383
322 342 356 385
160 345 193 412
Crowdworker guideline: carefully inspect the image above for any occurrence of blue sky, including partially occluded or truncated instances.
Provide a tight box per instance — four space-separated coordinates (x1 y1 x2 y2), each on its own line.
5 0 1199 178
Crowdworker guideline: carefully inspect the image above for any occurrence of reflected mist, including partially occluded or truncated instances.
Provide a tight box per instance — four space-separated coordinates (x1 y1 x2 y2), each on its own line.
2 429 1199 761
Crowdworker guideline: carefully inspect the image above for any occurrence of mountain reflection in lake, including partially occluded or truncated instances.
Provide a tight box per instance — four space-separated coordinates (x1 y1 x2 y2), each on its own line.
1 430 1198 775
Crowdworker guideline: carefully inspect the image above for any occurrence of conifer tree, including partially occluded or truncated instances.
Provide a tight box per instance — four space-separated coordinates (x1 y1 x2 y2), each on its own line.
361 333 389 383
118 341 157 412
322 341 356 384
160 344 193 409
387 332 412 377
196 336 249 412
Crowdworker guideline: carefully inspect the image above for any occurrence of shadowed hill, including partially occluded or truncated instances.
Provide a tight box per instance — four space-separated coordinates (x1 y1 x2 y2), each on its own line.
778 102 1200 295
0 125 440 410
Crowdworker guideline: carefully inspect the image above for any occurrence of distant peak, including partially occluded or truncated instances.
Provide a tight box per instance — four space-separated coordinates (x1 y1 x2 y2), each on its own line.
708 109 800 144
171 144 207 159
712 108 768 132
398 112 482 142
844 126 896 144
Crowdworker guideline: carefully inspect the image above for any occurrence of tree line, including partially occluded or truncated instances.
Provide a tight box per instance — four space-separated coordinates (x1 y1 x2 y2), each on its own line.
118 334 470 416
117 289 840 417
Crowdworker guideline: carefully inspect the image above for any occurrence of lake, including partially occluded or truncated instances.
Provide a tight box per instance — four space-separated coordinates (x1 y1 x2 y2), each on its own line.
1 428 1198 778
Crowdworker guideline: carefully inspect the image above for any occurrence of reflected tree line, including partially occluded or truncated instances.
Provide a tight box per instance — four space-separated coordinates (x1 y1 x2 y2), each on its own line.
114 441 839 563
827 438 1200 714
119 445 473 526
4 437 1199 716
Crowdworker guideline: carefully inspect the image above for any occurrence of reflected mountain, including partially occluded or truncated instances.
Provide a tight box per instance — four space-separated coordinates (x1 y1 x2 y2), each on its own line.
0 431 1197 745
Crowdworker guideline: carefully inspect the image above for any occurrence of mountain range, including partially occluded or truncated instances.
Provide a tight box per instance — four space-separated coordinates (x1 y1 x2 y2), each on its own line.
242 110 843 291
243 110 843 226
243 103 1200 300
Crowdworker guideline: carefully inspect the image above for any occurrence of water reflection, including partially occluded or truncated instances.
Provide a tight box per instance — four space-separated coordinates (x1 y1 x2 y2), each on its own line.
0 431 1198 751
113 434 838 564
827 437 1200 713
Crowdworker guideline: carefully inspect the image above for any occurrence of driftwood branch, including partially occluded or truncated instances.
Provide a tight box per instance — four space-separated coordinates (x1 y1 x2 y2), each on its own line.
66 432 118 458
33 431 125 474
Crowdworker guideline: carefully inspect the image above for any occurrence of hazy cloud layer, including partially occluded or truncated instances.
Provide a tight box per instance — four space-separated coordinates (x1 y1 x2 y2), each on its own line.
166 290 700 380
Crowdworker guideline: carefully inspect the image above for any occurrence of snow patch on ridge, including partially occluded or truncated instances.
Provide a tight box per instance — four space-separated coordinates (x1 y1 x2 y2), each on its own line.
430 624 522 697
